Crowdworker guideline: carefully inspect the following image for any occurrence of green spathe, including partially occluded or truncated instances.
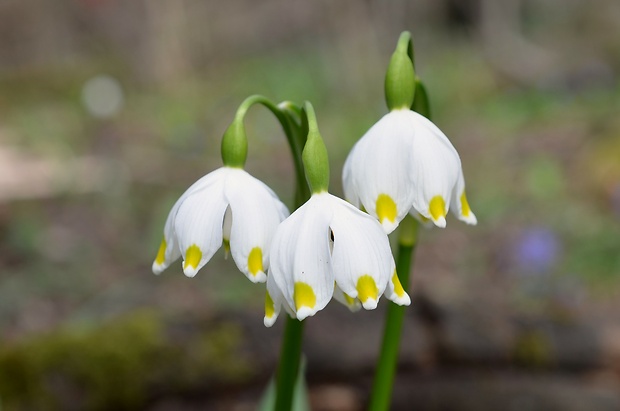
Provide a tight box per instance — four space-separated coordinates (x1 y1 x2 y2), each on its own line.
384 31 416 111
301 102 329 193
412 79 431 118
221 118 247 168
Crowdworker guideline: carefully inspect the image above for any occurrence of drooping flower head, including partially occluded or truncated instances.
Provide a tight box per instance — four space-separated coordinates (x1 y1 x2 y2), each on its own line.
342 32 476 233
152 167 288 282
152 105 289 282
264 102 410 326
265 192 410 326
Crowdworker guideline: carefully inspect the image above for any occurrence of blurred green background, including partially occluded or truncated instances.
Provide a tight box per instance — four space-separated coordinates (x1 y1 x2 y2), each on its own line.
0 0 619 410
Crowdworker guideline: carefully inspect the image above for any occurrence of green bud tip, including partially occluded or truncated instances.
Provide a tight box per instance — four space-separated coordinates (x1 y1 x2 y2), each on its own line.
301 102 330 194
385 31 416 111
221 115 247 168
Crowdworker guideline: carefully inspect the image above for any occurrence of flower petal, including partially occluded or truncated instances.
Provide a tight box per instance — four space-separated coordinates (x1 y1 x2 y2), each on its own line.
262 182 291 221
174 171 229 277
384 269 411 306
406 111 461 228
329 195 393 310
269 195 334 320
333 283 362 312
450 169 478 225
152 168 228 274
342 145 361 208
225 169 289 283
342 110 417 233
264 273 283 327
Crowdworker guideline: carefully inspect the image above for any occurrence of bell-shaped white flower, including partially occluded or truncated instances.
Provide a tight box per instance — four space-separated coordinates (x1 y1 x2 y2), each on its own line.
152 166 289 283
264 192 411 326
343 109 477 233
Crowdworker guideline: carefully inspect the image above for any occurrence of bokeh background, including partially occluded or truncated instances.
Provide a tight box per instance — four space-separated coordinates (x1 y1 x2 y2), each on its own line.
1 0 620 410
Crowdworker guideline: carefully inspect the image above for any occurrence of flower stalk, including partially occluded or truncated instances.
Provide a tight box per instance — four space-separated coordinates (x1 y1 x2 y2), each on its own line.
274 318 305 411
368 216 418 411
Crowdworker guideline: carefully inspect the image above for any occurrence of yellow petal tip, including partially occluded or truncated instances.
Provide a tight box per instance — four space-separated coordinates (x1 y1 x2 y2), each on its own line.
392 270 405 298
264 291 277 327
248 247 263 275
459 191 478 225
183 245 203 276
376 194 397 225
429 196 446 226
247 247 266 282
294 282 316 318
390 270 411 306
155 238 167 266
460 192 471 217
356 275 379 308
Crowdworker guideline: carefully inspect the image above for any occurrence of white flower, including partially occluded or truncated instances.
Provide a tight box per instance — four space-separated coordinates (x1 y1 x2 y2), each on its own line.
343 109 477 233
263 192 410 326
152 167 289 283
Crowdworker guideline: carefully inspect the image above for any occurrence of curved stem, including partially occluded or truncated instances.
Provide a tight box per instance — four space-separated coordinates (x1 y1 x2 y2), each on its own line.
368 216 418 411
254 98 309 411
278 105 310 205
233 95 308 204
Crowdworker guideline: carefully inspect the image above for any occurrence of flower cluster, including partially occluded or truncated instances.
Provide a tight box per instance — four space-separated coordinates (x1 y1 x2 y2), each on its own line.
149 32 480 411
152 30 477 330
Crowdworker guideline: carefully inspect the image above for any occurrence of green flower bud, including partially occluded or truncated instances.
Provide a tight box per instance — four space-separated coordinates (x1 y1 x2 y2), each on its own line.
385 31 416 111
301 102 329 193
220 117 247 168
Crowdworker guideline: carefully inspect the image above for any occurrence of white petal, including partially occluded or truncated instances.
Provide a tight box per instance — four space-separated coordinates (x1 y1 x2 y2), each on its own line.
152 168 228 274
329 195 393 310
332 283 361 312
342 110 417 233
262 182 291 221
384 267 411 306
225 169 288 283
264 273 283 327
264 273 295 327
342 146 361 208
406 111 461 228
450 169 478 225
174 170 229 277
269 195 335 320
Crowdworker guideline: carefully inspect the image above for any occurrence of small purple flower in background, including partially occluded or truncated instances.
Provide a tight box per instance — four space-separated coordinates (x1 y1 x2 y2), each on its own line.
513 227 561 274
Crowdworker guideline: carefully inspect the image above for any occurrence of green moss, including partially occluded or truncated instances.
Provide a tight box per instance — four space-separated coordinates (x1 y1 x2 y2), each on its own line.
0 311 164 410
180 322 253 386
0 311 255 410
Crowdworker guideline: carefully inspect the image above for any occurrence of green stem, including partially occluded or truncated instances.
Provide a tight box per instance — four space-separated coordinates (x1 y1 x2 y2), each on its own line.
274 317 305 411
279 103 310 205
368 216 418 411
231 95 308 204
